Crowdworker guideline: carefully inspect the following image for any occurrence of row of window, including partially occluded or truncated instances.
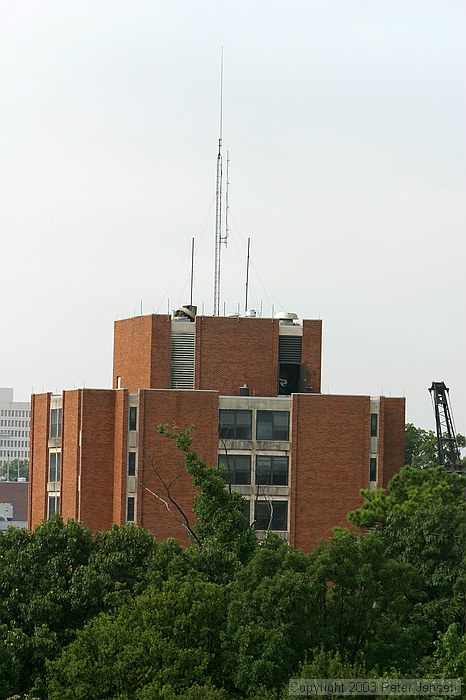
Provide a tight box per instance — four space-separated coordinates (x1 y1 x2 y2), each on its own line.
0 450 29 458
124 495 288 531
125 408 376 442
219 410 290 441
219 454 288 485
0 420 29 428
0 432 29 440
0 439 30 447
0 410 30 417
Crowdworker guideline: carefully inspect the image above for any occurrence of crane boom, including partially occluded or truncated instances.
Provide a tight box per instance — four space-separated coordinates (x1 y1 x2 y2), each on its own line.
429 381 461 471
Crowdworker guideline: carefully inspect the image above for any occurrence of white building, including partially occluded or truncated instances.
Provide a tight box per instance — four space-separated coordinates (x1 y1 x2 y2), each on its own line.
0 388 31 471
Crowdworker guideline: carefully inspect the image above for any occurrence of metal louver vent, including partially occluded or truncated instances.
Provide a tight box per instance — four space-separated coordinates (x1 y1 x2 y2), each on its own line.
170 332 195 388
278 336 302 364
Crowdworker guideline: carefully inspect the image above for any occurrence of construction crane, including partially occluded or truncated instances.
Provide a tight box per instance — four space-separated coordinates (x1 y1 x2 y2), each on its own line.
429 382 462 472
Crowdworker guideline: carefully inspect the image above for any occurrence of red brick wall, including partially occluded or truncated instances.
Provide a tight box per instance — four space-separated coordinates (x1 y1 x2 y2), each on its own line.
28 393 50 529
195 316 280 397
113 315 171 392
79 390 116 531
150 316 172 389
112 389 128 525
302 320 322 393
290 394 370 551
62 391 80 522
137 389 219 545
380 397 406 488
113 314 323 399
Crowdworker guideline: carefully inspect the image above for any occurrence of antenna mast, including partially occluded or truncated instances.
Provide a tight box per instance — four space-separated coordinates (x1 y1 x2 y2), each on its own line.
213 49 225 316
245 237 250 312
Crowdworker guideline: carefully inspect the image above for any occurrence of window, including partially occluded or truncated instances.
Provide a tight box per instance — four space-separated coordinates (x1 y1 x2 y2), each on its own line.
219 410 252 440
50 408 62 438
129 406 137 431
369 457 377 482
49 452 61 482
127 497 135 522
256 411 289 441
48 495 60 517
256 456 289 485
219 454 251 484
370 413 378 437
128 451 136 476
254 501 288 531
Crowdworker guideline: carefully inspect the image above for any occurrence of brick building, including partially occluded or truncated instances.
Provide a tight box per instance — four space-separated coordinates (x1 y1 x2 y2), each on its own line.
28 308 405 551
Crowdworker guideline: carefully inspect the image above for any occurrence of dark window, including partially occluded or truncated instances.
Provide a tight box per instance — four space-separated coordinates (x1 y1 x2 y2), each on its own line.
48 495 60 518
370 413 378 437
256 411 289 441
127 497 135 522
219 454 251 484
219 410 252 440
128 452 136 476
278 363 301 395
256 456 288 485
50 408 62 438
49 452 61 482
129 407 137 431
254 501 288 531
369 457 377 482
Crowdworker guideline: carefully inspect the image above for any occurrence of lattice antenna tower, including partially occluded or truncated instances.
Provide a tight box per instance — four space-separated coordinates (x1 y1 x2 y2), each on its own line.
213 49 227 316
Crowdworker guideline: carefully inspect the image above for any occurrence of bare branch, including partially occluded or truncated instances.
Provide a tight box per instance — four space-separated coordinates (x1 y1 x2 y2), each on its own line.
140 452 201 546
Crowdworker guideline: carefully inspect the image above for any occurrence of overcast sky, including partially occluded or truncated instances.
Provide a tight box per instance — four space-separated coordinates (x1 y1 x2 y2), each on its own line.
0 1 464 433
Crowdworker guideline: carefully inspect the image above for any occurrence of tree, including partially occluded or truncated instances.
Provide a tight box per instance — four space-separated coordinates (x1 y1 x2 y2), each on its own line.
0 458 28 481
156 425 258 582
405 422 465 469
0 517 162 698
348 464 464 530
46 578 228 699
222 539 316 695
348 465 465 651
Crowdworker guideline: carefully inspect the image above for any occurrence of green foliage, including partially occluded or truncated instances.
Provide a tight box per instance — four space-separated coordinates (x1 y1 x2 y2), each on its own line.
0 459 28 482
0 518 161 699
428 624 466 681
348 464 465 657
1 423 464 699
348 465 464 529
223 540 315 694
46 578 227 699
404 422 465 469
157 424 258 581
308 528 428 674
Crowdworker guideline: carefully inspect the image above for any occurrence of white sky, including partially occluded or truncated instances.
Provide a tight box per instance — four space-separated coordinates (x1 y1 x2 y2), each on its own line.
0 1 465 433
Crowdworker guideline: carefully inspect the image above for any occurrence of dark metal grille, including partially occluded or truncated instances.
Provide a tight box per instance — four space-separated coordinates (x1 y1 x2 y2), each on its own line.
278 336 302 364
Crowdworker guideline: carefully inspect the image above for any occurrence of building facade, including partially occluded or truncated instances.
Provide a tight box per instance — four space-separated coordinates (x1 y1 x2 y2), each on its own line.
0 481 28 530
0 388 31 471
28 310 405 551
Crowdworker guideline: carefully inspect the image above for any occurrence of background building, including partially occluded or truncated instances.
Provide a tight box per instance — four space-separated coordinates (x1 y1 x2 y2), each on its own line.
0 481 28 530
0 387 31 474
29 309 405 551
